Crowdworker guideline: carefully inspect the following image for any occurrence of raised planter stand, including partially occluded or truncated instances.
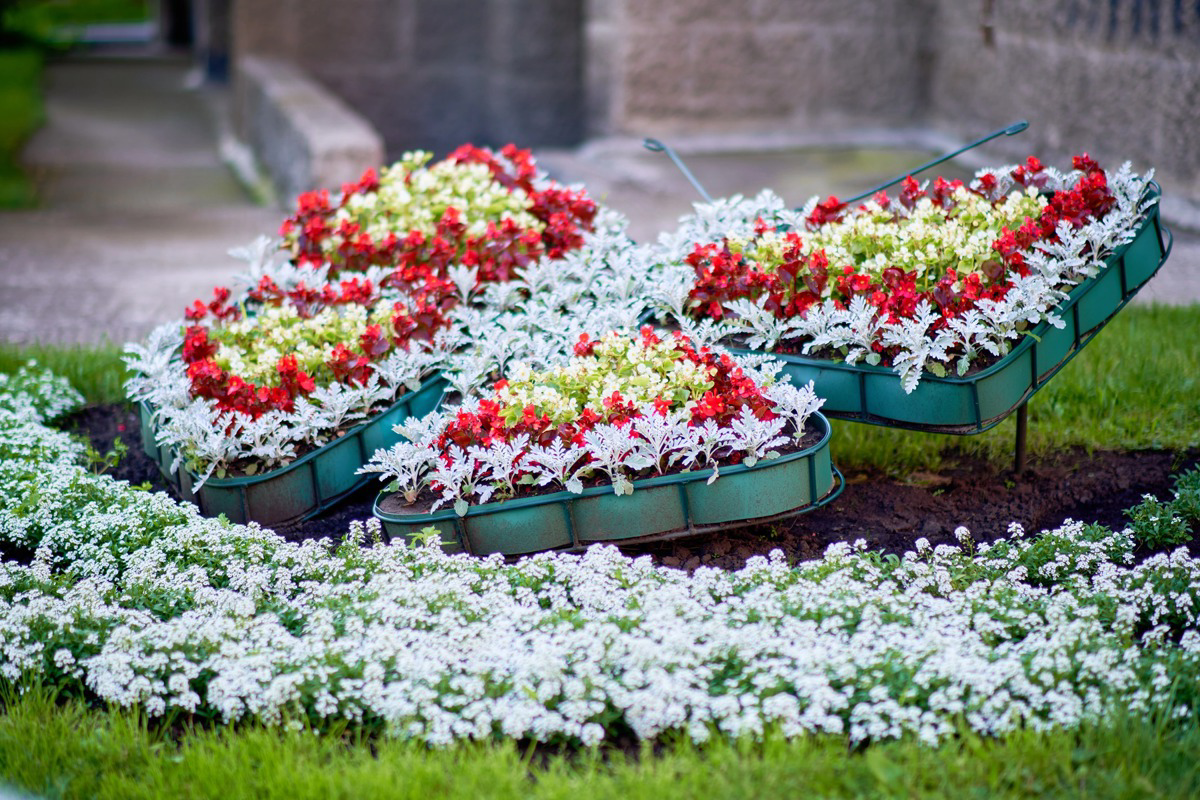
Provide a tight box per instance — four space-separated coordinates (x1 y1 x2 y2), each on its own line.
374 412 840 556
734 190 1171 435
139 375 447 528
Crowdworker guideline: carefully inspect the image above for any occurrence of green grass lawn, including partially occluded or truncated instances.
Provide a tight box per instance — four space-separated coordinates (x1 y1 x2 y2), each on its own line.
2 687 1197 800
0 341 126 404
3 0 151 35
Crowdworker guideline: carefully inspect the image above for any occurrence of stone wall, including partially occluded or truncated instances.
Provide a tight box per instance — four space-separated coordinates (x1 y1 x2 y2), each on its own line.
927 0 1200 217
226 0 1200 215
234 55 384 205
586 0 936 137
231 0 585 158
587 0 1200 218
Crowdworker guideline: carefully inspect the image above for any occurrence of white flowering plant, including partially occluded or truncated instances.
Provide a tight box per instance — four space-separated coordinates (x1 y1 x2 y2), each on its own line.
3 367 1200 747
279 143 598 280
655 155 1159 391
124 143 614 489
124 287 443 487
0 360 83 422
361 328 824 514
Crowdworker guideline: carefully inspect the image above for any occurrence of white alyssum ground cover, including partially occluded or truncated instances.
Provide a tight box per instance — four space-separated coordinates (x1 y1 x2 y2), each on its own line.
1 367 1198 746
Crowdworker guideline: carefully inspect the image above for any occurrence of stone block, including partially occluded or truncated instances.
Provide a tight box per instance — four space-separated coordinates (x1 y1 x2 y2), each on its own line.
234 56 385 205
486 75 585 147
685 27 800 117
622 30 700 116
231 0 302 60
411 70 489 154
1156 62 1200 181
583 9 619 134
487 0 584 71
755 0 919 26
413 0 488 65
290 0 405 68
625 0 755 24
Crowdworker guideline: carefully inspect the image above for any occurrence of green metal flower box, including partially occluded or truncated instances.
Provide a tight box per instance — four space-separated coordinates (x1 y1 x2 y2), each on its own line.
138 375 448 528
734 193 1171 433
373 412 841 556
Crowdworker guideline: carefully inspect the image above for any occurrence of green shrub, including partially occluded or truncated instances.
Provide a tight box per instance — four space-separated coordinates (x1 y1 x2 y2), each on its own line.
1125 494 1192 549
1170 467 1200 527
982 522 1133 588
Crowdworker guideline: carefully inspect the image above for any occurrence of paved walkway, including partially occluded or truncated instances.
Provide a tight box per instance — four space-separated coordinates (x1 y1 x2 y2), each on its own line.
1 52 1196 349
0 52 279 346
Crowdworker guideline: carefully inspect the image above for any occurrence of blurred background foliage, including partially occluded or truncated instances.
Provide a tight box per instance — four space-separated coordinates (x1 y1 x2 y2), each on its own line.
0 0 150 207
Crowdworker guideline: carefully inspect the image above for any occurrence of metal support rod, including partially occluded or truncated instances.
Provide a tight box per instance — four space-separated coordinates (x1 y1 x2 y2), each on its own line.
1014 403 1028 474
642 138 714 203
842 120 1030 206
645 121 1028 209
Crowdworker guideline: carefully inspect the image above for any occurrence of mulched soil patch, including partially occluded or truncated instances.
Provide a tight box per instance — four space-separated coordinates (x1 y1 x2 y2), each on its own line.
66 403 1200 571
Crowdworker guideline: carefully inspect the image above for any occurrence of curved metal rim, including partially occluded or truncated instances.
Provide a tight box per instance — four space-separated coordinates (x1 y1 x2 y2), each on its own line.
374 412 834 524
730 200 1170 434
565 464 846 552
380 466 846 557
198 375 447 488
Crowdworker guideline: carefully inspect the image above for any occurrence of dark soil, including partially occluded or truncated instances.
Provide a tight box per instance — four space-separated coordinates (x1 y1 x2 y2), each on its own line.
65 404 1199 571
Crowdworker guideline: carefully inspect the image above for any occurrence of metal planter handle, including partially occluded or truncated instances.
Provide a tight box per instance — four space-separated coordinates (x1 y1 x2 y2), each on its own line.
642 137 714 203
841 120 1029 205
643 120 1030 207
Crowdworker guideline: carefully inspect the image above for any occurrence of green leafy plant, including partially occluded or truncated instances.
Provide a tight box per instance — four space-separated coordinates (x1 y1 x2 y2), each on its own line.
1170 467 1200 527
409 525 446 548
83 436 126 475
0 47 42 207
1125 493 1192 549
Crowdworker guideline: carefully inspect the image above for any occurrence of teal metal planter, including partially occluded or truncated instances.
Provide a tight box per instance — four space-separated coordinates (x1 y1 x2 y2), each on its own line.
734 192 1171 433
139 375 448 528
373 412 841 556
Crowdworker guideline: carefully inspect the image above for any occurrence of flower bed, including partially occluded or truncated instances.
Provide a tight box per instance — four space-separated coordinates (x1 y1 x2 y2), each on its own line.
736 199 1170 431
281 144 598 280
126 144 612 525
126 288 445 483
654 156 1163 404
364 328 833 552
3 366 1200 747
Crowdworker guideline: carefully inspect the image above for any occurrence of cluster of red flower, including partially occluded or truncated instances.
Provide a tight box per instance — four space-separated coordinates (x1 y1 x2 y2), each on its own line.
245 275 379 318
435 329 777 468
180 273 412 418
180 317 414 419
179 144 599 419
280 143 596 281
686 154 1118 363
179 326 303 418
989 155 1115 273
